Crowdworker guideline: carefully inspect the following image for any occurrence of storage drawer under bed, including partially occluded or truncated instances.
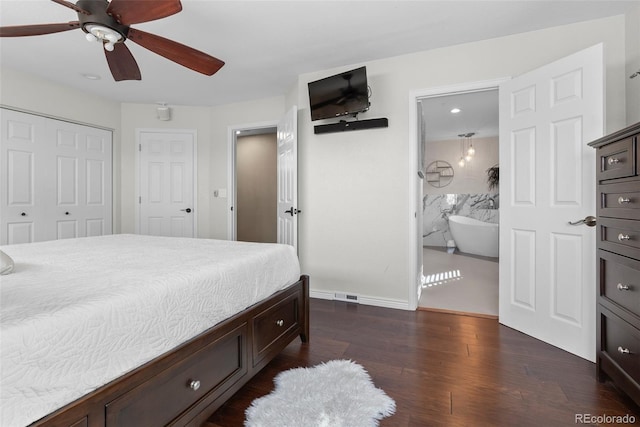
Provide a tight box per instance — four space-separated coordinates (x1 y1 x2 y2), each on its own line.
105 323 248 427
252 290 302 366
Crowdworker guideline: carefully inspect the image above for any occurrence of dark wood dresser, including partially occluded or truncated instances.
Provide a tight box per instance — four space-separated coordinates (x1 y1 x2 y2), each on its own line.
588 121 640 406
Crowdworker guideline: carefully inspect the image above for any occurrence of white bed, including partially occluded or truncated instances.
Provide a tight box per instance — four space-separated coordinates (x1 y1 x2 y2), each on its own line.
0 234 301 427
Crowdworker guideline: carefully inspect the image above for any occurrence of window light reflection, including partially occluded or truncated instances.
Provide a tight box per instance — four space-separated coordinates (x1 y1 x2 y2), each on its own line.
422 270 462 288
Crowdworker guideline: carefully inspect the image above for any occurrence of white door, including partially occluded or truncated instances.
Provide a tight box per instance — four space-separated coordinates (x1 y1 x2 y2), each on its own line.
276 106 298 249
499 44 603 361
1 110 49 244
1 109 112 244
49 119 113 240
138 131 195 237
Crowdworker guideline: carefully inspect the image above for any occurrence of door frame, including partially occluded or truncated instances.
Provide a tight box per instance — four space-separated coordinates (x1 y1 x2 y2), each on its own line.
226 121 278 241
135 128 198 236
408 78 509 311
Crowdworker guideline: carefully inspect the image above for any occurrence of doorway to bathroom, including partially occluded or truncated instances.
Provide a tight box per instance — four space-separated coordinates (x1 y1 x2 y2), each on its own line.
417 86 500 318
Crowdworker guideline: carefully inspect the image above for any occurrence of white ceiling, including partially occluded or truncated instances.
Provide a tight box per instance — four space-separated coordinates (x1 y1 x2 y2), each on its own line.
0 0 636 107
420 89 499 141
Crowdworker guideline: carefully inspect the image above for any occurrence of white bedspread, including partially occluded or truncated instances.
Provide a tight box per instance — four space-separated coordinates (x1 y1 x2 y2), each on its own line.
0 234 300 427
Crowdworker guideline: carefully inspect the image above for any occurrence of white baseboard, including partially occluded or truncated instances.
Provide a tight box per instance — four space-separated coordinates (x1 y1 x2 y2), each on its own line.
309 289 411 311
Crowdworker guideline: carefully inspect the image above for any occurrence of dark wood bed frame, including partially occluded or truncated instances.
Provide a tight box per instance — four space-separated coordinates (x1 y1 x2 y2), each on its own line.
31 275 310 427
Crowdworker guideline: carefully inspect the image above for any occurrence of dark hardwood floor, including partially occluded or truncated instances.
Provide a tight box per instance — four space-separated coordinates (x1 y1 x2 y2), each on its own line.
207 298 639 426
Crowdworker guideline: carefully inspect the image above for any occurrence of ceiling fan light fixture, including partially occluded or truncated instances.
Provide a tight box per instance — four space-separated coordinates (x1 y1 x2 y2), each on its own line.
84 24 123 50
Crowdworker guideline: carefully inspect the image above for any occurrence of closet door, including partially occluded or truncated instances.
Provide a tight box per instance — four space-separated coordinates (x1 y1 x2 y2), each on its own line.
0 109 112 244
49 120 112 240
0 110 50 243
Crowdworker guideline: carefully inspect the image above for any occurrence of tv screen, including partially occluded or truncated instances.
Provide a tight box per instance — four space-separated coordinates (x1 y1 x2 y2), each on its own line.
308 66 370 121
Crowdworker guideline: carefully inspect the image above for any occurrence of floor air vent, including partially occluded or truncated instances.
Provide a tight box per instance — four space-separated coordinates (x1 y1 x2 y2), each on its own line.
334 293 359 303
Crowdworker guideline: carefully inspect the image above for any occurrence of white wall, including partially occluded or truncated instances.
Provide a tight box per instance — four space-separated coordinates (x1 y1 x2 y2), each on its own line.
119 103 213 236
0 14 629 309
626 4 640 124
295 16 626 307
119 96 285 239
208 96 286 239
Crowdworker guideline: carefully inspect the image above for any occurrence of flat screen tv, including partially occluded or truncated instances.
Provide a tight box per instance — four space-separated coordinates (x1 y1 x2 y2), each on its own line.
308 66 370 121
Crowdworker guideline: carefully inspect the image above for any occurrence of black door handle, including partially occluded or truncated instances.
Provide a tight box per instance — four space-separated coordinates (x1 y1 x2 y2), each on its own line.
180 208 192 213
284 207 301 216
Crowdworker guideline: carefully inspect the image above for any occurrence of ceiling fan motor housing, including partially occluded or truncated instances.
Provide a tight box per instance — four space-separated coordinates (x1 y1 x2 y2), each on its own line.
77 0 129 41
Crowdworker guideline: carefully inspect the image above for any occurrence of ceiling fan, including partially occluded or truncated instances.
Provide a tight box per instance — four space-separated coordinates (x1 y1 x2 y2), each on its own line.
0 0 225 81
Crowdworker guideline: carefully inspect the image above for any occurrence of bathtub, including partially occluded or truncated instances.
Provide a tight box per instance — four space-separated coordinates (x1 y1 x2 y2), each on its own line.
448 215 499 258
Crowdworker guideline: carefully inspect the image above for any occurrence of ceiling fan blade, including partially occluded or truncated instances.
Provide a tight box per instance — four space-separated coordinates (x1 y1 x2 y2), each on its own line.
0 21 80 37
50 0 90 15
107 0 183 25
127 28 224 76
105 42 142 81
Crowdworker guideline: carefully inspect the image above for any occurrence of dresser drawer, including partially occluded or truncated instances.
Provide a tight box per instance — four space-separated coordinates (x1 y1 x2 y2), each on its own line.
252 292 300 366
601 311 640 386
598 181 640 220
597 136 636 181
598 250 640 318
598 218 640 259
106 324 248 426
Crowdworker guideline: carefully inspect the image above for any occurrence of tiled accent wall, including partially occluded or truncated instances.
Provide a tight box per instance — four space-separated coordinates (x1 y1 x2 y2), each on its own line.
423 194 499 247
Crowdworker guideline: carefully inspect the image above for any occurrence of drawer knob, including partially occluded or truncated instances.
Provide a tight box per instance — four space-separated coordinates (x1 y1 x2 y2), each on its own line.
617 346 630 355
276 319 284 327
617 197 631 204
189 380 201 391
617 283 630 291
608 157 620 165
618 233 631 241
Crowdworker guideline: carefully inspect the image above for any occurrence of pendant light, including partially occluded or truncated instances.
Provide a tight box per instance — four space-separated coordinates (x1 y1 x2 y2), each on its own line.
458 134 466 167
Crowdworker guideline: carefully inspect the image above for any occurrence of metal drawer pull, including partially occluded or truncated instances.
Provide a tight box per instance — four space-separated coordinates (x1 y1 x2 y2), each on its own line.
617 346 630 355
608 157 620 165
618 233 631 241
617 283 630 291
617 197 631 204
189 380 201 391
276 319 284 327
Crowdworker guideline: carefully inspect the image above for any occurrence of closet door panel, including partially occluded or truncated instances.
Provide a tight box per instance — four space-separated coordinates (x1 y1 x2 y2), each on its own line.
0 110 51 244
1 109 112 244
47 118 112 239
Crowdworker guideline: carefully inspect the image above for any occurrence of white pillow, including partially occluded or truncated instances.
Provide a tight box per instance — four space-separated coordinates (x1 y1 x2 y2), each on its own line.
0 250 14 275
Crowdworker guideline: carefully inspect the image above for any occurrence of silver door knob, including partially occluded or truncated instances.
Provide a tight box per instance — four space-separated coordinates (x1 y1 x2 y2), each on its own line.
189 380 201 391
618 233 631 241
568 216 596 227
276 319 284 327
617 283 630 291
608 157 620 165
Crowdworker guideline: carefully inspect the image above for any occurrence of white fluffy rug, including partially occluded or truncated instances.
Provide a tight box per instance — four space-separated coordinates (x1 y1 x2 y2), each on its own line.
245 360 396 427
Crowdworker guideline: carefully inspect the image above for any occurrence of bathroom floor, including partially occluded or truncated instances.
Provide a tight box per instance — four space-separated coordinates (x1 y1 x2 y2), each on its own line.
418 246 498 317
